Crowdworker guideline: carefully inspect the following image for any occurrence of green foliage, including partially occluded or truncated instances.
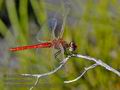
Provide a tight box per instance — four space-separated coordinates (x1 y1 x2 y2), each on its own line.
0 0 120 90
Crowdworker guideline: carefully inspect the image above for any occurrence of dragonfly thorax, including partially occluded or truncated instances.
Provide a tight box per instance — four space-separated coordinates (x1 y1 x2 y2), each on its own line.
52 38 69 50
52 39 77 56
52 38 77 51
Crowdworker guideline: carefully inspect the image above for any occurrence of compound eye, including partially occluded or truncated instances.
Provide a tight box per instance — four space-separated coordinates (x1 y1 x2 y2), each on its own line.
69 41 77 52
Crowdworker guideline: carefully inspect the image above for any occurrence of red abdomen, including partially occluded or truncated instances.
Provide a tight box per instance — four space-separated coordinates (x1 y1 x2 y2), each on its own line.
9 42 52 52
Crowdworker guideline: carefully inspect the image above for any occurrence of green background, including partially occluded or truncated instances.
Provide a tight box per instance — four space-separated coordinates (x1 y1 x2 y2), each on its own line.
0 0 120 90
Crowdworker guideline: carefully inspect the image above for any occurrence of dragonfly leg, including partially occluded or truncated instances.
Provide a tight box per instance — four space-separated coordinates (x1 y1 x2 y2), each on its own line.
54 49 61 61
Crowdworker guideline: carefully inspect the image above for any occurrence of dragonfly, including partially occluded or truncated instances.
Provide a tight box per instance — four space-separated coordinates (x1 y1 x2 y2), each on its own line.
9 9 77 63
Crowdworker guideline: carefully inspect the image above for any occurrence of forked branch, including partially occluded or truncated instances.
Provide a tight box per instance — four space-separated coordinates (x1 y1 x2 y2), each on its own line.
21 54 120 90
64 63 98 83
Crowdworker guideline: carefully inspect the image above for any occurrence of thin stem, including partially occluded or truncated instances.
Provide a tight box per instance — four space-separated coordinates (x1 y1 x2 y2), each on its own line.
21 54 120 90
64 63 98 83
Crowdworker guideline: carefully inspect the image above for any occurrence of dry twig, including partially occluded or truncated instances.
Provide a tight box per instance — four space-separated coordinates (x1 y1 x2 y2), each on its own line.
21 54 120 90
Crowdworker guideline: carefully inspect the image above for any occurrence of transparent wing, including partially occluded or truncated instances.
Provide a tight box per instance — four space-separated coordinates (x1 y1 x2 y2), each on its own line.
59 7 70 38
50 18 58 39
36 18 57 42
54 43 69 78
35 18 58 71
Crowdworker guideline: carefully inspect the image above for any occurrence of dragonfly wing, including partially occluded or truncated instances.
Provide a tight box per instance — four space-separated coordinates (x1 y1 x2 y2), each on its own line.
50 18 58 39
53 43 69 78
36 18 58 42
35 17 58 71
35 46 57 72
59 8 70 38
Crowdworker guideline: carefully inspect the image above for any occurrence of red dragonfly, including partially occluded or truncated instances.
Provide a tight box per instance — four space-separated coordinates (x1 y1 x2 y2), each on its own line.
9 10 77 61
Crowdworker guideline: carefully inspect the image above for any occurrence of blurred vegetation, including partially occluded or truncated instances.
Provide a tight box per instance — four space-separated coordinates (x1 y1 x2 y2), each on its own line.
0 0 120 90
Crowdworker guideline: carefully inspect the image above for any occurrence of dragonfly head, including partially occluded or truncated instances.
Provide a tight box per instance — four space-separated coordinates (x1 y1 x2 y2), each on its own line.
69 41 77 52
